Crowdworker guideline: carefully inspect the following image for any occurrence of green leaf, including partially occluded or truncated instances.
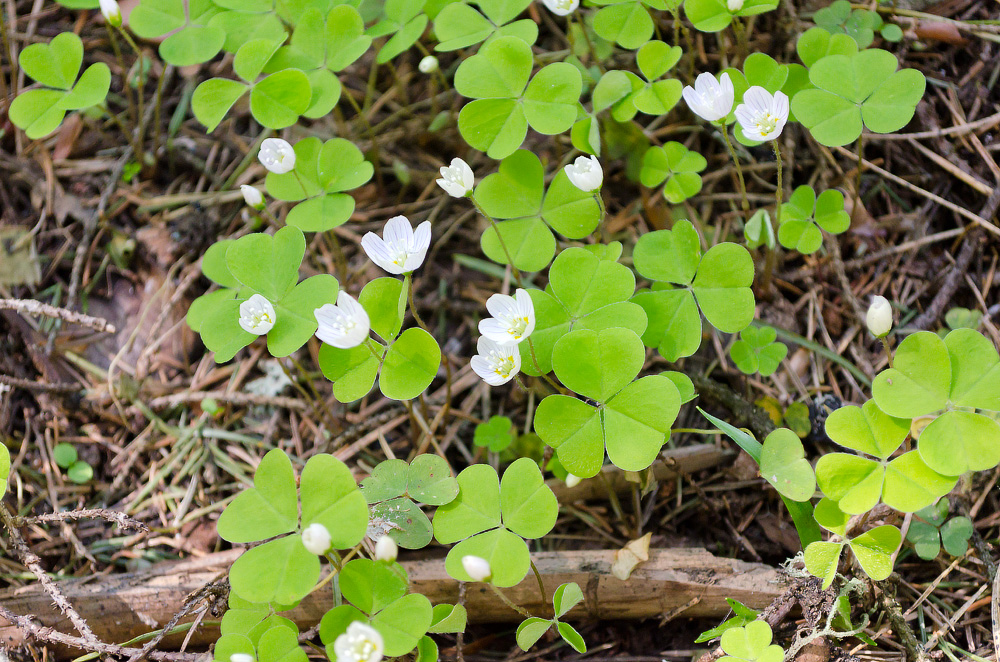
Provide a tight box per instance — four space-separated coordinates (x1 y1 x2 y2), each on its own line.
475 415 514 452
428 604 467 634
300 454 369 549
230 535 320 604
552 328 644 402
159 25 227 66
719 620 783 662
636 40 682 81
251 69 312 129
257 626 307 662
824 400 909 460
371 593 433 656
906 520 941 560
371 497 433 549
407 454 459 505
593 2 653 50
557 622 587 653
872 331 950 418
729 326 787 376
416 635 437 662
217 449 298 543
319 605 368 653
500 457 558 539
759 428 815 501
848 525 900 581
200 299 255 362
516 618 552 651
269 275 339 358
691 244 755 333
380 328 440 400
192 79 249 132
604 375 680 471
9 90 67 139
20 32 82 90
796 27 858 68
918 410 1000 475
640 143 707 203
361 277 405 342
815 453 883 515
522 63 582 134
455 34 531 97
632 220 701 284
444 527 530 587
1 444 12 497
630 288 701 362
234 39 284 82
433 464 502 544
533 395 604 478
226 227 305 302
58 63 111 110
804 540 844 589
339 558 408 615
318 342 382 403
940 517 973 556
883 451 957 513
945 328 1000 410
361 459 409 503
553 582 584 618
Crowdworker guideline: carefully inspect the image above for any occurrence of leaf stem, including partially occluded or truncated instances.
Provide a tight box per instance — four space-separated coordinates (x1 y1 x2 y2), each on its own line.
404 273 430 333
879 336 894 368
470 194 524 289
719 123 750 213
487 583 533 618
760 140 783 295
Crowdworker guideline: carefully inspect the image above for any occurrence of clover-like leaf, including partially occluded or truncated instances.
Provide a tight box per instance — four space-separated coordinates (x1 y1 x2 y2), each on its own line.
516 617 552 651
777 186 850 254
848 525 901 581
640 143 707 204
475 416 514 452
729 326 788 376
433 0 537 51
796 27 858 68
759 428 815 502
792 49 926 146
684 0 779 32
130 0 225 66
718 620 783 662
217 449 298 543
552 328 645 402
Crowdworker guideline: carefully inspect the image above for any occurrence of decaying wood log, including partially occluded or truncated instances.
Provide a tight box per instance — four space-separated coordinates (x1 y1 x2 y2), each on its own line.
0 547 787 652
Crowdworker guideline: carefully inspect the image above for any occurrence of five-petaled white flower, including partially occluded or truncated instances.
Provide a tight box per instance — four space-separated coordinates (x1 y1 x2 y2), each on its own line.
682 72 735 123
240 185 264 210
541 0 580 15
334 622 384 662
479 289 535 346
315 292 371 349
418 56 439 74
258 138 296 174
461 555 492 582
564 155 603 192
301 523 332 555
470 337 521 386
866 295 893 338
99 0 122 26
361 216 431 275
735 87 789 142
436 158 474 198
238 294 276 335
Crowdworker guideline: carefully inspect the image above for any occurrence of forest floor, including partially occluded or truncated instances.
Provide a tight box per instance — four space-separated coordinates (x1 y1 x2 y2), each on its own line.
1 0 1000 661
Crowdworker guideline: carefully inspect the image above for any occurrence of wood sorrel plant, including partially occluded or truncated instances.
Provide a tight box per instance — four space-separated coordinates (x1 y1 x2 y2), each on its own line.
10 0 993 661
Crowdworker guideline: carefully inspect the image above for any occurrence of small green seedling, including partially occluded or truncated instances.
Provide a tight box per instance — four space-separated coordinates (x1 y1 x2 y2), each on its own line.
53 443 93 484
474 416 514 452
804 499 902 588
906 499 973 560
729 326 788 376
516 582 587 653
813 0 902 48
640 142 708 203
433 0 537 51
778 186 851 254
718 620 784 662
696 599 760 643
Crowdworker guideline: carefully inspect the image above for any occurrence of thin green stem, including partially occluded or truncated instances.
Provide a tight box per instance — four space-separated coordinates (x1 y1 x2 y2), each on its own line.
719 123 749 212
593 190 607 221
529 561 547 606
879 336 894 368
470 195 525 289
405 273 430 333
761 140 783 294
106 25 138 142
487 584 533 618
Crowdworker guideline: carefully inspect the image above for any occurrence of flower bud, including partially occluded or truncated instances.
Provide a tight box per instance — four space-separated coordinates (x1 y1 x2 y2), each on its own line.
461 555 492 582
565 474 582 488
375 536 398 563
418 56 439 74
99 0 122 27
301 523 332 555
727 0 744 11
866 295 893 338
230 654 253 662
240 185 264 210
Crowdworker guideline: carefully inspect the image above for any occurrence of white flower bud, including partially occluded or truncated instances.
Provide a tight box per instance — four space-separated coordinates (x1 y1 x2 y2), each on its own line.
727 0 744 11
866 295 893 338
99 0 122 27
301 523 332 555
436 158 474 198
564 155 603 192
240 185 264 210
258 138 296 175
461 555 492 582
374 536 398 563
418 56 439 74
565 474 582 488
230 655 253 662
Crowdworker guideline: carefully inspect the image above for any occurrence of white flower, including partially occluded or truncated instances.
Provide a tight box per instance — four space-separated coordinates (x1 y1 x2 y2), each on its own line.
315 292 370 349
375 536 398 563
238 294 275 335
240 185 264 210
682 72 735 123
361 216 431 275
565 474 582 488
541 0 579 16
436 158 474 198
334 622 384 662
99 0 122 26
478 289 535 346
461 555 492 582
735 87 789 142
418 56 439 74
230 654 253 662
867 295 893 338
470 337 521 386
564 155 603 192
301 523 332 555
727 0 744 11
258 138 296 174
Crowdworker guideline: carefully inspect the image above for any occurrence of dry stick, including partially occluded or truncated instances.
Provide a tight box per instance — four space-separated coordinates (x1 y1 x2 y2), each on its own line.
0 298 116 333
0 374 81 393
146 390 307 411
124 580 228 662
0 504 98 643
0 605 200 662
20 509 147 531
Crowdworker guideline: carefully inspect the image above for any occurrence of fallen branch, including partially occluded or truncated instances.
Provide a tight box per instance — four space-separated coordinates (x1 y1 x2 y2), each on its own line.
0 298 116 333
0 548 789 652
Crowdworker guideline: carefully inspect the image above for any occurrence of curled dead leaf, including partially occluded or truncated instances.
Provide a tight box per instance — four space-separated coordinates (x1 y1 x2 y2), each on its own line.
611 532 652 580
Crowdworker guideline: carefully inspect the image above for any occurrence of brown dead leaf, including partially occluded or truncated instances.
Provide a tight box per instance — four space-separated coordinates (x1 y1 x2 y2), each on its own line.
611 532 651 580
915 22 968 46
